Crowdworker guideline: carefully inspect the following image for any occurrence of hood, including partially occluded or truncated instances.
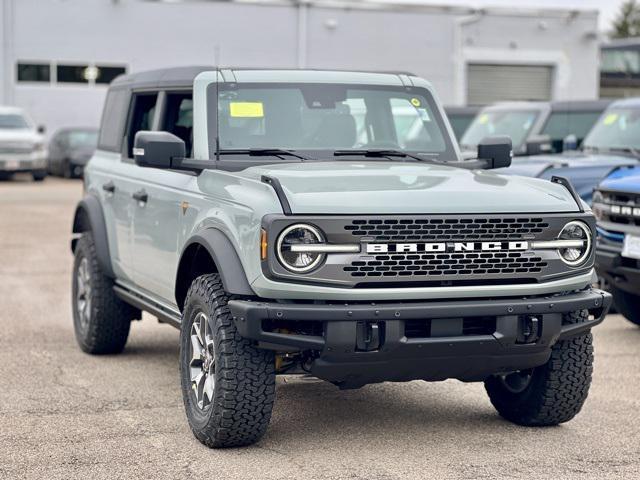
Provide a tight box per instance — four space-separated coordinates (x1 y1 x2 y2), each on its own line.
236 161 581 214
599 165 640 193
0 128 42 144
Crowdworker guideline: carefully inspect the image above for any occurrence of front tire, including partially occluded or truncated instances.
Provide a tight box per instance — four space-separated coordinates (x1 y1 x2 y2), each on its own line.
611 288 640 326
179 274 276 448
32 170 47 182
72 232 136 354
485 310 593 426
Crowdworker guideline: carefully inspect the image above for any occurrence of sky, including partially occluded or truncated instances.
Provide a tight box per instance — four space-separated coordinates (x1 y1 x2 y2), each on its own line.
381 0 625 31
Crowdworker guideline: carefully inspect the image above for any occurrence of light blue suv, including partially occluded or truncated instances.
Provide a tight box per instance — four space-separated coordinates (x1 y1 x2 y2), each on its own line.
71 67 610 447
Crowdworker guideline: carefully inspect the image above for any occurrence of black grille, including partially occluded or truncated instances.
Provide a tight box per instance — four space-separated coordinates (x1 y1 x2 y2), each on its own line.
344 251 548 278
404 317 497 338
345 217 549 241
594 190 640 227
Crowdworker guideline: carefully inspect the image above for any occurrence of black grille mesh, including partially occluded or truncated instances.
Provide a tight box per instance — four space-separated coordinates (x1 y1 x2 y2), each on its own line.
345 217 549 241
344 251 547 278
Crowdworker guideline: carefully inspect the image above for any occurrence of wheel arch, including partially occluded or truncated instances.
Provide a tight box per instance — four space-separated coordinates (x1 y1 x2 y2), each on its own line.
175 228 255 311
71 194 114 278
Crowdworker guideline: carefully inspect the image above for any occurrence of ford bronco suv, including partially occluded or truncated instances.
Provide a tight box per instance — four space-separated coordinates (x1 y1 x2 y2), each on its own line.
593 165 640 327
71 67 611 448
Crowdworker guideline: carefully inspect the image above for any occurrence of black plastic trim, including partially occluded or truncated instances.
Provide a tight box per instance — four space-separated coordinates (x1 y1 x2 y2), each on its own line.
71 194 114 278
551 176 585 212
261 175 292 215
176 227 255 298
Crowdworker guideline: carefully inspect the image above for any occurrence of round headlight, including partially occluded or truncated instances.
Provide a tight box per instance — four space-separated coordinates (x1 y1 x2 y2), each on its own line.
557 221 592 266
276 224 325 273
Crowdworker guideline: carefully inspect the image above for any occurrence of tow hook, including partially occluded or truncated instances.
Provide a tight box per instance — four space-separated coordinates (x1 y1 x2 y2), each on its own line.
517 315 541 344
356 321 382 352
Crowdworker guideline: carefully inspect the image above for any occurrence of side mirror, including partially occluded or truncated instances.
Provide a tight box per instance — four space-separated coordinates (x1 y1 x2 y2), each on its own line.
477 135 512 169
133 131 185 169
37 125 46 134
525 134 552 156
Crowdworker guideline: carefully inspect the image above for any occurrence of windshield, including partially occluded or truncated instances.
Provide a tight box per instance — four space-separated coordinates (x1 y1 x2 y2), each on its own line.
461 109 539 150
541 111 602 152
67 130 98 148
583 108 640 150
215 83 454 159
0 113 30 129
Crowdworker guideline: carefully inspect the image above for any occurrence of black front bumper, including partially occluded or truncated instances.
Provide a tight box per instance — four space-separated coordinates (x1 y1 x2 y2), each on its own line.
229 289 610 387
596 242 640 297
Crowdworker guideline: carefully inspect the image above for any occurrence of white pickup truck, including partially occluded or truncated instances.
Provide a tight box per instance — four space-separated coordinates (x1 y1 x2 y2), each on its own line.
0 106 47 181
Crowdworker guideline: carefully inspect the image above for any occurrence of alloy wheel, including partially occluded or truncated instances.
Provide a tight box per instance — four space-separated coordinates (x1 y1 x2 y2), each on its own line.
189 311 216 410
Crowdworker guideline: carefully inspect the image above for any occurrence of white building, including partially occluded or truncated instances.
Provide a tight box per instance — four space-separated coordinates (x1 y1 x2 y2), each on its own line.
0 0 600 135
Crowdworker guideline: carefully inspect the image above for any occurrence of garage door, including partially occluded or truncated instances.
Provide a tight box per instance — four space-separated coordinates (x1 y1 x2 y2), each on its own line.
467 64 553 105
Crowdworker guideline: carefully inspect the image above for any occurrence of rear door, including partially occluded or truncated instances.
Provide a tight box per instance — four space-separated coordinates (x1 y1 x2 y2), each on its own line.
130 90 195 302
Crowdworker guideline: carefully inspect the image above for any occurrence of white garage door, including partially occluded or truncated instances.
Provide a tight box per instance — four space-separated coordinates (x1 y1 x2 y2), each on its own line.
467 64 553 105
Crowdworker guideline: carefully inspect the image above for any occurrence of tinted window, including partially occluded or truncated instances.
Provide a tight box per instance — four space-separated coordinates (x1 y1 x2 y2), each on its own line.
57 64 90 84
98 88 129 152
0 114 30 129
17 63 50 82
95 66 127 85
126 93 158 158
447 114 475 140
162 93 193 156
541 111 602 152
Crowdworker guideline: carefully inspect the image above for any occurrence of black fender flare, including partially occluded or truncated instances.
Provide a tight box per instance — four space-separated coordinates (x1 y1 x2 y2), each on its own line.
176 227 255 304
71 194 114 278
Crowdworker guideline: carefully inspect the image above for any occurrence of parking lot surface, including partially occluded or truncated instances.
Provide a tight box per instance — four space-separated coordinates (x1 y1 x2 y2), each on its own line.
1 176 639 480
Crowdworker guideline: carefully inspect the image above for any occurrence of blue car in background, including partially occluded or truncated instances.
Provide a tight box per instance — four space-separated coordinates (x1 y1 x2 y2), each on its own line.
498 97 640 203
593 165 640 327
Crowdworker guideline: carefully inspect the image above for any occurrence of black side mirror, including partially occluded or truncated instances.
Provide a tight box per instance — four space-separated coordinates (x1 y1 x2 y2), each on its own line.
477 135 512 169
525 134 552 156
133 131 186 169
37 125 46 134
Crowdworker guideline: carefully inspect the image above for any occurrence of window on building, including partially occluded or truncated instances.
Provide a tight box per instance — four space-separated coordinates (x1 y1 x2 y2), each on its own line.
17 63 50 82
95 66 127 85
601 49 640 75
57 64 91 84
162 92 193 156
126 93 158 158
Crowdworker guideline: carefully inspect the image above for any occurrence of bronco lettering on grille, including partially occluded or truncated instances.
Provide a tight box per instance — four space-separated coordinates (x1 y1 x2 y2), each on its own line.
366 241 529 254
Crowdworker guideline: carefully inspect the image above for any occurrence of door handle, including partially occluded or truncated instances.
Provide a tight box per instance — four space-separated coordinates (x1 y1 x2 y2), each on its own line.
132 189 148 203
102 181 116 193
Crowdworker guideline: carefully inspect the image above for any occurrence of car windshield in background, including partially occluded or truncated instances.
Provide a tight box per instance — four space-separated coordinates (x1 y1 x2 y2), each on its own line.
216 84 453 159
0 114 30 129
583 108 640 151
461 110 539 149
542 111 602 145
68 130 98 148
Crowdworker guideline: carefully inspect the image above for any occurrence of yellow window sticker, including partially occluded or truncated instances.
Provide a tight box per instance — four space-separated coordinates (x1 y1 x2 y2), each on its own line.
478 114 489 125
230 102 264 118
603 113 618 126
410 98 421 107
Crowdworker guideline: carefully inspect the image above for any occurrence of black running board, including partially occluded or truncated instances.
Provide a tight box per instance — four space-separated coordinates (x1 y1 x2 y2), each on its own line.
113 284 181 329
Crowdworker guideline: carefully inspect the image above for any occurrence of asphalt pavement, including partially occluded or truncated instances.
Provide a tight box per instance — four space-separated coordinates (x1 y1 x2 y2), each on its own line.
1 176 639 480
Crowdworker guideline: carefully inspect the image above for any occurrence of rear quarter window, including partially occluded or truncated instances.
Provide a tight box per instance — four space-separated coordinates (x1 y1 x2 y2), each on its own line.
98 88 130 152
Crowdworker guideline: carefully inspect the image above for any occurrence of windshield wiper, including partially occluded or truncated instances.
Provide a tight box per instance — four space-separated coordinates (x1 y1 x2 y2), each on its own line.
219 149 311 161
333 149 439 163
608 147 640 158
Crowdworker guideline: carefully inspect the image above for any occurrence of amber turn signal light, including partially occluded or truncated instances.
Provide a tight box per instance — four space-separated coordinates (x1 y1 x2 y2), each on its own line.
261 229 268 260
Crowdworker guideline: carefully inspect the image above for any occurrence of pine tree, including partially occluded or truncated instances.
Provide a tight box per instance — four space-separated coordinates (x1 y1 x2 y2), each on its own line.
612 0 640 38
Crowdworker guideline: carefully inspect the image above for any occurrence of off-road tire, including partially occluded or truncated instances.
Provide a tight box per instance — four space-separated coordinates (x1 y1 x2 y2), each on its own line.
179 274 276 448
485 309 593 426
611 288 640 326
72 232 135 354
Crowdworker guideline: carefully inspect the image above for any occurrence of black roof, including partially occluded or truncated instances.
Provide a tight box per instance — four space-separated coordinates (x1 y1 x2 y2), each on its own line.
110 66 212 89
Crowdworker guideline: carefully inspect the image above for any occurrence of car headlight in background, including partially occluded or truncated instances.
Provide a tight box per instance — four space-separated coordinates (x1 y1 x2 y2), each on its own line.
557 221 592 266
276 224 325 273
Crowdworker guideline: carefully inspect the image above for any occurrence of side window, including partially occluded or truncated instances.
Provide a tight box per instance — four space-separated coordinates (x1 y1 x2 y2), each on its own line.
98 88 129 152
126 93 158 158
162 92 193 157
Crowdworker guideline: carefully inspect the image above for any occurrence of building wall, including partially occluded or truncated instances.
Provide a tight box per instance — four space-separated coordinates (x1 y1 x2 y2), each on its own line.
0 0 600 136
